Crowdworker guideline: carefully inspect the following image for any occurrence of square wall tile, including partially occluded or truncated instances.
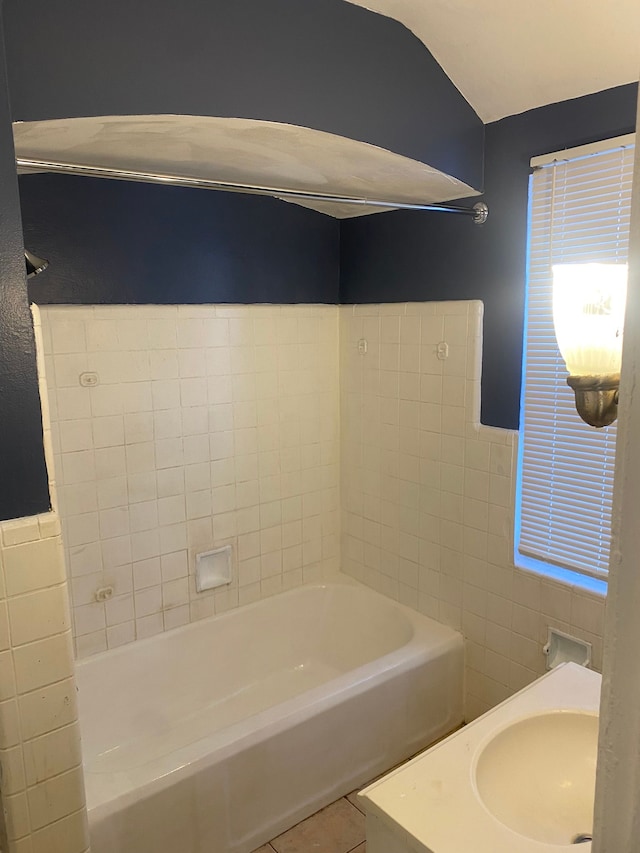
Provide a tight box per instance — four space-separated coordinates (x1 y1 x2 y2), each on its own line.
42 304 340 656
338 301 601 722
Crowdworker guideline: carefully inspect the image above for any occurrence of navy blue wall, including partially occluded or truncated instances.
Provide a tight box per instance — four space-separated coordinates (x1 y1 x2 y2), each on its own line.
1 0 485 521
340 83 639 430
0 19 50 520
23 175 339 305
22 84 640 431
1 0 637 520
3 0 483 190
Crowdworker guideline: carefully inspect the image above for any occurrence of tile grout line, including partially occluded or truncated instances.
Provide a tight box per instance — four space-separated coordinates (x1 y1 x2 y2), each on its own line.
263 795 366 853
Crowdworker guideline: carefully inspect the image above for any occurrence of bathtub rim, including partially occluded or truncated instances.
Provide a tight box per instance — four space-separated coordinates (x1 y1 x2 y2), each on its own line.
74 573 450 673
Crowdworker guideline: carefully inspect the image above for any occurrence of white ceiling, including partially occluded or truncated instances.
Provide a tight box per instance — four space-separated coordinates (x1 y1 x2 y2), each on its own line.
346 0 640 122
13 115 478 218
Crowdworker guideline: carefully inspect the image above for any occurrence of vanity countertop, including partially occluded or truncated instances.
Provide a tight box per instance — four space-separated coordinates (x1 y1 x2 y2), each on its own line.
359 663 601 853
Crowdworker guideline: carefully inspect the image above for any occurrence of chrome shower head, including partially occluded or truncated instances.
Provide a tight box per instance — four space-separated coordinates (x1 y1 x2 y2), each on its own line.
24 249 49 278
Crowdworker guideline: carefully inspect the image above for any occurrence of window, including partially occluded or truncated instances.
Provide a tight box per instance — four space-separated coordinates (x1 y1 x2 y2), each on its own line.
516 135 635 593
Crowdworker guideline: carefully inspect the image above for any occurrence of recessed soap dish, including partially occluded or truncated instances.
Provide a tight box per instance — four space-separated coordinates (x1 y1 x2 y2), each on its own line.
195 545 233 592
543 628 591 671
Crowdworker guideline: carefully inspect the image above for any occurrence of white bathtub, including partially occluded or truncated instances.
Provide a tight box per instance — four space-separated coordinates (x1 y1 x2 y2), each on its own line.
76 579 463 853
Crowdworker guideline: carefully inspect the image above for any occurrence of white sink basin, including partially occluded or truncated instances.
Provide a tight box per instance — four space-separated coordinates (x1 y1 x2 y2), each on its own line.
474 711 599 845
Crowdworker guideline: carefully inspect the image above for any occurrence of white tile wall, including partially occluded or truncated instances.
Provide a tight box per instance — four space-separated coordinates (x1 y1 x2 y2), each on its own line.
41 305 340 657
39 300 605 722
339 302 606 720
0 514 90 853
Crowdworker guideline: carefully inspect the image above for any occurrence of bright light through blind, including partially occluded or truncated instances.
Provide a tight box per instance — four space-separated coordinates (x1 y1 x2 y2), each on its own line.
518 136 635 580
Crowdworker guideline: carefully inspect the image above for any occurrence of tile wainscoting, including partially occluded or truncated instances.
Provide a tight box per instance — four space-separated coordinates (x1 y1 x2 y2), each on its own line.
39 304 340 658
36 300 605 721
339 302 605 720
0 514 89 853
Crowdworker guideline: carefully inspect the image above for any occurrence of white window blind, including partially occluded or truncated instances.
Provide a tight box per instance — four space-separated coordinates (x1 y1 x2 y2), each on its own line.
518 136 635 580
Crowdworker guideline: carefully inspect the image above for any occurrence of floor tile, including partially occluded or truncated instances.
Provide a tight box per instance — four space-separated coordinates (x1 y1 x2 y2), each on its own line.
251 846 276 853
350 845 366 852
270 797 365 853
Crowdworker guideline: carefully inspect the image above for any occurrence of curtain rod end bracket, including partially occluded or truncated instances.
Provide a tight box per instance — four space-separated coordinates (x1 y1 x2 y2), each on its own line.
472 201 489 225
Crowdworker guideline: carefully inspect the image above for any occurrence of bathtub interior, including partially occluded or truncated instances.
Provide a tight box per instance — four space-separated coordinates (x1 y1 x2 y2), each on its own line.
76 581 462 810
76 582 418 762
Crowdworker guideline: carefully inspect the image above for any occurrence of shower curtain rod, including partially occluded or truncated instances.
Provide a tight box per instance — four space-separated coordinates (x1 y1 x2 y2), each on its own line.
16 157 489 223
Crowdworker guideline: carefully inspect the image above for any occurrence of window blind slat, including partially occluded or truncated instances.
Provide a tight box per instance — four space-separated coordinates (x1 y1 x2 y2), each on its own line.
517 136 634 578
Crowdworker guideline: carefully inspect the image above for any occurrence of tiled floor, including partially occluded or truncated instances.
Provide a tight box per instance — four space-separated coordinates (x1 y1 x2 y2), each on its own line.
253 794 366 853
